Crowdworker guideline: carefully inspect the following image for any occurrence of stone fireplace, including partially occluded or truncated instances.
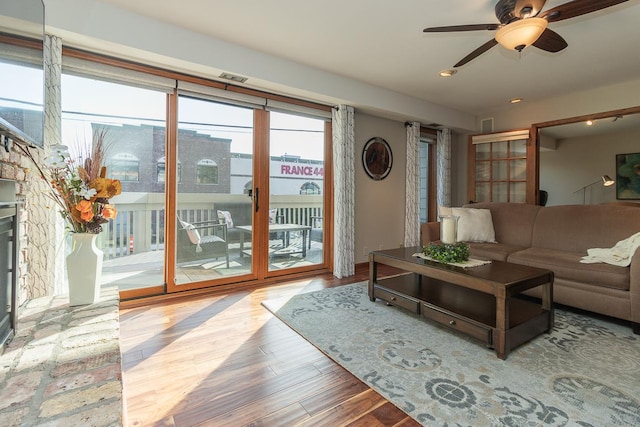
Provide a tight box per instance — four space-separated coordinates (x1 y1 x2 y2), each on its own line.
0 140 124 425
0 138 63 307
0 178 18 351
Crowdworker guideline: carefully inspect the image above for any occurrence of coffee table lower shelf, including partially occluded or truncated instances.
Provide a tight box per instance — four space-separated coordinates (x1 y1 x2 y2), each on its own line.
372 273 551 358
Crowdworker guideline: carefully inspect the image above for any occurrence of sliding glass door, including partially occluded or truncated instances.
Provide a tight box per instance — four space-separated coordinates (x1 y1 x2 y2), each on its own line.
170 96 331 288
174 96 255 286
267 111 327 272
61 73 168 293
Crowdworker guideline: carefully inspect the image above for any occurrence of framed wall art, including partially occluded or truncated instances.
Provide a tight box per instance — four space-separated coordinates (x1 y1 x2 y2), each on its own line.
616 152 640 200
362 137 392 181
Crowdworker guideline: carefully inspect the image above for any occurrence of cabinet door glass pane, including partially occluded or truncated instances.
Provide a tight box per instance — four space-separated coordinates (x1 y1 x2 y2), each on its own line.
510 182 527 203
511 139 527 156
476 183 490 202
475 143 491 160
510 159 527 180
493 182 508 202
476 161 490 181
493 160 508 180
494 141 508 159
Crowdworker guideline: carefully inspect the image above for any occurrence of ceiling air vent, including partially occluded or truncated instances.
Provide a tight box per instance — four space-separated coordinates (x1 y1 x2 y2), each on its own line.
219 72 248 83
481 118 494 133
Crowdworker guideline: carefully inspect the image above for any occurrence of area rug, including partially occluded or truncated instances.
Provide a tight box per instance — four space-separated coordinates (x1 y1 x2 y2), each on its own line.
262 282 640 426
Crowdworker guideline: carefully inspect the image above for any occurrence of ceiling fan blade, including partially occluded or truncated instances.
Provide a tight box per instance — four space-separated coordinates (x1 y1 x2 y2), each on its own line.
532 28 568 52
454 39 499 68
514 0 548 18
540 0 629 22
423 24 500 33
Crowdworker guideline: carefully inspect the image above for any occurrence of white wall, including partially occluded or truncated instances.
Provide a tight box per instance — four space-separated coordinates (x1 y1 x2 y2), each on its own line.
541 128 640 206
40 0 476 132
451 132 470 207
455 79 640 208
353 113 406 263
479 78 640 133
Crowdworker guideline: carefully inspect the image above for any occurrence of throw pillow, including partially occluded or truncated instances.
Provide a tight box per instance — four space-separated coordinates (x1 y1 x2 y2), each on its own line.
217 210 234 228
178 218 201 245
438 205 453 217
451 207 497 243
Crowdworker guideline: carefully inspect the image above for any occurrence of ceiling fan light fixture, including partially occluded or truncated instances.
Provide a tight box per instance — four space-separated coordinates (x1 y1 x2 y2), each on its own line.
495 17 548 52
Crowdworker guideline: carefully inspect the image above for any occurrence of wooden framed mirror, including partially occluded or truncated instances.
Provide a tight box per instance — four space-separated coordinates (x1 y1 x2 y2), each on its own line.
532 106 640 206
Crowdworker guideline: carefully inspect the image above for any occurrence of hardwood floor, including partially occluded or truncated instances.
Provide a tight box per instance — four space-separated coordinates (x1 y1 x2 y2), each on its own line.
119 264 419 426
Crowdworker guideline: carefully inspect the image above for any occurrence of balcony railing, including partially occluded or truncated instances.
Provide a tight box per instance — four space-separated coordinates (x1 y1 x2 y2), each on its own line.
98 193 323 260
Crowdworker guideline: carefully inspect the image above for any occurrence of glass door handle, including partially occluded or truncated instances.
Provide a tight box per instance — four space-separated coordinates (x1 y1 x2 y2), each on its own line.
254 187 259 212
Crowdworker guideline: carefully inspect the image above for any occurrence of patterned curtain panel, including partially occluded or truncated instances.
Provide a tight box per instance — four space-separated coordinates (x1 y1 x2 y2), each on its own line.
404 122 420 247
437 128 452 209
41 34 66 296
332 105 355 278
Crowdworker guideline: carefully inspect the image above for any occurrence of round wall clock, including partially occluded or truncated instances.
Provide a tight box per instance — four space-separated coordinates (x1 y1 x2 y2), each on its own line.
362 137 393 180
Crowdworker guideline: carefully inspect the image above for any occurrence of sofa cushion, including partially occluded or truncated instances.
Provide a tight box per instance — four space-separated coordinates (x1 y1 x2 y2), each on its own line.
531 204 640 253
452 207 496 243
468 242 527 262
508 247 630 291
463 202 541 248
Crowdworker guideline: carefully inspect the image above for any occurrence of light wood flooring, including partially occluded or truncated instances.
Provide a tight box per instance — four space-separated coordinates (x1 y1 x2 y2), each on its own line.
119 264 419 426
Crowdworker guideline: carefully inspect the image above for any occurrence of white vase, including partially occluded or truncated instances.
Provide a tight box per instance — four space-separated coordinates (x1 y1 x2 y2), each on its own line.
66 233 103 306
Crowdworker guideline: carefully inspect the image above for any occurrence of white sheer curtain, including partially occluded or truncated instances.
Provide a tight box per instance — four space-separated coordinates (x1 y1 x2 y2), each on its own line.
437 128 452 209
28 34 66 296
404 121 420 247
332 105 355 278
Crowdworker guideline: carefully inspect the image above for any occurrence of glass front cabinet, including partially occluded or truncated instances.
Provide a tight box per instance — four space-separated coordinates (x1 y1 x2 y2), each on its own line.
468 129 536 204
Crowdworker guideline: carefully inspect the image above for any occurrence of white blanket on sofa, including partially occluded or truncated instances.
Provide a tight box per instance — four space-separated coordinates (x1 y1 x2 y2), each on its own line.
580 232 640 267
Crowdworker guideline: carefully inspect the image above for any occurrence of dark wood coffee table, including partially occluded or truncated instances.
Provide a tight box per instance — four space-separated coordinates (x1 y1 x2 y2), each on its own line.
369 247 554 360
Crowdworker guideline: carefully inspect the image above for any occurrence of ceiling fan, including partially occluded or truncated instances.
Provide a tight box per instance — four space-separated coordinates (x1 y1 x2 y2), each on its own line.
423 0 629 68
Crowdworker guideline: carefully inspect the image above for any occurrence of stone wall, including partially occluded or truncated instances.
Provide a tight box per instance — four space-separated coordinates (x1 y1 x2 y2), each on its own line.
0 141 58 303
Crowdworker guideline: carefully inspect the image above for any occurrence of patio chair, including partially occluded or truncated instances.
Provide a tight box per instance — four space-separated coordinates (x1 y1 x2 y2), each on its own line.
176 216 229 267
309 215 323 249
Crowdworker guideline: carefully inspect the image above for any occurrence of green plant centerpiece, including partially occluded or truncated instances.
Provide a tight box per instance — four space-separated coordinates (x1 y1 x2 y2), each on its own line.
422 242 470 264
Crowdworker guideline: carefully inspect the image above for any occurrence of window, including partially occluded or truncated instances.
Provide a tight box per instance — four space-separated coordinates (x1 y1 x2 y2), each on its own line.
300 181 321 195
419 128 437 222
109 153 140 182
196 159 219 185
0 40 44 146
157 157 181 182
53 47 332 296
419 134 435 223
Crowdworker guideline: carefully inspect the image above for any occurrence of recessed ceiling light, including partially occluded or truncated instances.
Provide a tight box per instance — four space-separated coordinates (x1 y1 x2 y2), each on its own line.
586 120 594 126
439 69 457 77
509 98 523 104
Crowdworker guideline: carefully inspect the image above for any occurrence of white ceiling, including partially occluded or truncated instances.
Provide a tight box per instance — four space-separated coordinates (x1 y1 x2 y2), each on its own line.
96 0 640 118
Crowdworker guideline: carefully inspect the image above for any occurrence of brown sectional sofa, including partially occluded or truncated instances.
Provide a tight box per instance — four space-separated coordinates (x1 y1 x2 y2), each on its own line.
421 202 640 333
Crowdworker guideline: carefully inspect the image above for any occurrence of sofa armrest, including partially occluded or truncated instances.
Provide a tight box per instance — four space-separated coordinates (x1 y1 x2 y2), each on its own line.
630 246 640 330
421 222 440 246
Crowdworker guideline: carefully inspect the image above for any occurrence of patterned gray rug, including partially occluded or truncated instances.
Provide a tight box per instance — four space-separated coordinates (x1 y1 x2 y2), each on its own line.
262 282 640 426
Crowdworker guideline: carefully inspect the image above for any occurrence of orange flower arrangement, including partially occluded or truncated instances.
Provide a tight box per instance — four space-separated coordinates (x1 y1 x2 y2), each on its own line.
18 129 122 234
